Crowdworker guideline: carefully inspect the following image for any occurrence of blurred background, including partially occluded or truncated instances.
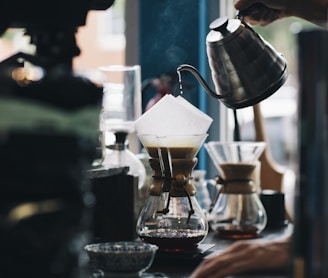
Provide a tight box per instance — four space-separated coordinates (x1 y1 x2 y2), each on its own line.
0 0 319 197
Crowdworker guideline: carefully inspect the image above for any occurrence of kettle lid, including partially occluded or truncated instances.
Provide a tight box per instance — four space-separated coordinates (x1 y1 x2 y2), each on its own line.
207 16 242 46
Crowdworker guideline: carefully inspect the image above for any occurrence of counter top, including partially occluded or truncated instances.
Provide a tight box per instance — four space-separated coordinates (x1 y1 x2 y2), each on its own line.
87 165 129 178
147 225 293 278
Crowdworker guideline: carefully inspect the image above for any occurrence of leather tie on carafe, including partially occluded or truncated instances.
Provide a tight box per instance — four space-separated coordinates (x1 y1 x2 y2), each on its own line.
217 176 256 194
218 163 257 194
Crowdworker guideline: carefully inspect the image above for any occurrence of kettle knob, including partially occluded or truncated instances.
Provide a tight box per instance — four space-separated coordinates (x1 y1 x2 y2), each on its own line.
209 16 229 34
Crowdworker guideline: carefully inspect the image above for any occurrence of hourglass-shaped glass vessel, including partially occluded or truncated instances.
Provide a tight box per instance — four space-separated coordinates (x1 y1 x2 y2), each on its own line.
136 134 208 250
205 141 267 239
98 65 146 189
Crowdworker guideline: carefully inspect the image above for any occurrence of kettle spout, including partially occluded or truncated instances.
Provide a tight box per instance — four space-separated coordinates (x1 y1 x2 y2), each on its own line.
177 64 225 99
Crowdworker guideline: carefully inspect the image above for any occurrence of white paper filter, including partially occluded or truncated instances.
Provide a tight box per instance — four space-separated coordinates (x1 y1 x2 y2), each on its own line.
135 94 213 136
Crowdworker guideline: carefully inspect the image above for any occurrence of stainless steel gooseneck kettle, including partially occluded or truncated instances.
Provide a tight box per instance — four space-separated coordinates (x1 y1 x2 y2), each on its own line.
177 12 288 109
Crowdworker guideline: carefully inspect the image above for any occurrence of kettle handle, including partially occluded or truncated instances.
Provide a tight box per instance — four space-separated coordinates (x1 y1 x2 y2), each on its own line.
177 64 227 99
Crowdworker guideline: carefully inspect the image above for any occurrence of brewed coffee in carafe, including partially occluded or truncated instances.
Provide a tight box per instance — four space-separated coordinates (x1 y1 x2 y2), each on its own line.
205 141 267 239
136 134 209 249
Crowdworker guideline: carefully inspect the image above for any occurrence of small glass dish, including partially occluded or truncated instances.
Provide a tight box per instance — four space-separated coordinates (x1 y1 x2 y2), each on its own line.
84 241 158 277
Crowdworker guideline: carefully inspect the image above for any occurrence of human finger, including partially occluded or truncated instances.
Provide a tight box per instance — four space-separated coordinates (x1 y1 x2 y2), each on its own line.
234 0 261 11
242 9 281 25
236 2 282 25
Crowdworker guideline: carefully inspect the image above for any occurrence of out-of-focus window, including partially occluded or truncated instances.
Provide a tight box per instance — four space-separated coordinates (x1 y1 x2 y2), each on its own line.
74 0 127 69
97 0 126 50
0 29 33 60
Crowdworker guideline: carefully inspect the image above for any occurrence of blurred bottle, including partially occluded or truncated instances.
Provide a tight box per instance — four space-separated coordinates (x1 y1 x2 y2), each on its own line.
102 132 146 190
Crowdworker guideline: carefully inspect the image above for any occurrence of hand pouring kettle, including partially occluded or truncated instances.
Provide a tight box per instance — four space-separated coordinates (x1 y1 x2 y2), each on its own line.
177 12 288 109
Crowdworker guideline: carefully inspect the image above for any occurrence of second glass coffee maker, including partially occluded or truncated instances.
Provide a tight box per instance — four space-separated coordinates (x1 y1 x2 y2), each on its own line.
205 141 267 239
136 134 209 250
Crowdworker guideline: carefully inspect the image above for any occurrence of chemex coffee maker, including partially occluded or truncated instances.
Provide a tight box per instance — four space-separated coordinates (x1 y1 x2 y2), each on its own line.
205 141 267 239
0 0 114 277
135 95 213 251
137 134 209 249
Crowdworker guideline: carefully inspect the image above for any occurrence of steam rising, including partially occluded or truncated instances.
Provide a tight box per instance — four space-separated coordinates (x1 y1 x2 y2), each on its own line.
143 1 198 65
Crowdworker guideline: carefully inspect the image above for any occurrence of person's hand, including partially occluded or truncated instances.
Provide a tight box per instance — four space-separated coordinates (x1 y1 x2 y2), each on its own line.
234 0 327 26
190 236 290 278
234 1 289 26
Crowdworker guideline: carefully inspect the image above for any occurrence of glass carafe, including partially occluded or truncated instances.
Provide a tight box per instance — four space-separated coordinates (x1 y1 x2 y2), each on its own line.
205 141 267 239
136 134 208 250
